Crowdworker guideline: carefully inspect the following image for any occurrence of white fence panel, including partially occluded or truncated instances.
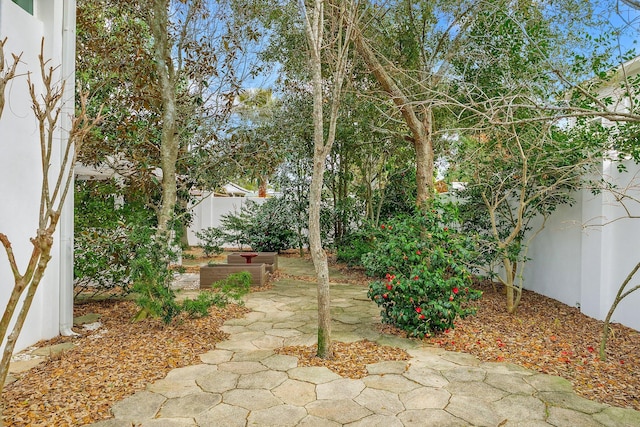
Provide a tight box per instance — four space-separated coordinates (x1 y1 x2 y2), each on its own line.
187 194 266 247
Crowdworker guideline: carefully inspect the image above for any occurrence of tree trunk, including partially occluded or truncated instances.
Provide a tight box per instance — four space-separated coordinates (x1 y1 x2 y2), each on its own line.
258 176 268 198
301 0 353 359
150 0 179 238
305 0 333 359
350 22 434 205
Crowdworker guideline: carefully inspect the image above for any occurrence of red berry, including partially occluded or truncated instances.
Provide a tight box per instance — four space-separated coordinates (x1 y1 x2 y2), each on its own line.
415 307 422 313
452 287 459 294
383 293 388 299
419 314 426 320
386 284 392 290
449 295 454 301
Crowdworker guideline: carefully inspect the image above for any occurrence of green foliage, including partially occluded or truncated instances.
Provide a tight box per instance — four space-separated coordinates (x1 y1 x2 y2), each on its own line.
74 228 134 297
246 198 296 252
181 292 217 318
375 168 417 221
335 225 380 266
210 271 251 306
130 232 250 323
194 227 226 257
74 180 158 298
196 198 296 253
365 198 482 337
130 228 179 324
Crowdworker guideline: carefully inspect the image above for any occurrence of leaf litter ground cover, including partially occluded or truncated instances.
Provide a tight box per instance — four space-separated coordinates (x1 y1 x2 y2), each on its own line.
2 300 248 426
2 253 639 425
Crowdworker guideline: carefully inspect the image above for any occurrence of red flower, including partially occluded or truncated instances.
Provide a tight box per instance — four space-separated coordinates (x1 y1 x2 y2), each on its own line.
385 273 391 279
452 287 459 294
382 293 388 299
419 314 426 320
386 284 392 290
415 307 422 313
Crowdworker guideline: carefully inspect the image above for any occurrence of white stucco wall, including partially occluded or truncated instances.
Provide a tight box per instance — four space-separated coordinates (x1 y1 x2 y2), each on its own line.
522 192 584 308
525 159 640 331
0 0 74 352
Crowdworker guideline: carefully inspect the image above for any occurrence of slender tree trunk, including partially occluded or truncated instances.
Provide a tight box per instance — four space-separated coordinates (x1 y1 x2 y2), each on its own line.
304 0 333 359
258 176 268 198
301 0 353 359
599 261 640 360
150 0 179 238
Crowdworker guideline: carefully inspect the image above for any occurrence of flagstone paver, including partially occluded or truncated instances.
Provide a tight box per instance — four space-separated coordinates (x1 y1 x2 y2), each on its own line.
88 256 640 426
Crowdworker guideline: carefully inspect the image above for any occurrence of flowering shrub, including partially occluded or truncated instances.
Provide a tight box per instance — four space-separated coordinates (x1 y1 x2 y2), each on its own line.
366 198 482 337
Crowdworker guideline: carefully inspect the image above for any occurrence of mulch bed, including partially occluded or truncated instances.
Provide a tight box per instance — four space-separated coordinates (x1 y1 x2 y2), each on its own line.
2 300 248 427
277 340 410 379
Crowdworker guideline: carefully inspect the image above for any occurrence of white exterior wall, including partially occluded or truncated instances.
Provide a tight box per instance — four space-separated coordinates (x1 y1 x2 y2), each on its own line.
0 0 75 351
187 195 266 247
524 159 640 331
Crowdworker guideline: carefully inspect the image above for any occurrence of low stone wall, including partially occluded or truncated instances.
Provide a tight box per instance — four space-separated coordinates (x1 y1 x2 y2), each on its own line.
199 264 267 288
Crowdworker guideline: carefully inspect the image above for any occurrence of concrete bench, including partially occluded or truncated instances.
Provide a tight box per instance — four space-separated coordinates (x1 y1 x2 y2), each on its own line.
227 252 278 273
199 263 267 288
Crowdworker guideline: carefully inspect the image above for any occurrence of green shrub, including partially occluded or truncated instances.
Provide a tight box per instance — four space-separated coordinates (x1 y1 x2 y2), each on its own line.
74 180 158 299
336 225 379 266
130 228 180 324
366 197 482 337
194 227 226 257
181 292 217 317
210 271 251 306
195 198 296 253
246 198 296 252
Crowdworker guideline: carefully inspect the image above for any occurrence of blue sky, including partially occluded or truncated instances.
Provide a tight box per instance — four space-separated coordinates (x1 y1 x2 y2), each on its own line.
596 0 640 58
